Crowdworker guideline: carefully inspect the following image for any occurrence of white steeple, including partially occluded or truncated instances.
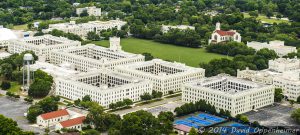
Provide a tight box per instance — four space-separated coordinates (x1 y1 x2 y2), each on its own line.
216 22 221 30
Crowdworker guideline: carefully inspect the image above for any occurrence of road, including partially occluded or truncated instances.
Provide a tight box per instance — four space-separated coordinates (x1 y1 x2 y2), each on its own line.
112 96 182 117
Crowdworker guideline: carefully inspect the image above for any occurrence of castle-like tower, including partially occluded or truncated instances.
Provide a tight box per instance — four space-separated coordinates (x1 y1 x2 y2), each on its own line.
109 37 121 51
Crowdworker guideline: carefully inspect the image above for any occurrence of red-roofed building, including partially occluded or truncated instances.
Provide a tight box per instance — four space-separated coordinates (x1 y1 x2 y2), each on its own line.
209 22 241 44
173 124 194 135
55 116 86 131
37 109 70 127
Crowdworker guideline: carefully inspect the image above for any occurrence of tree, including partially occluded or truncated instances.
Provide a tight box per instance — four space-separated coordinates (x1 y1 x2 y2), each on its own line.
142 53 154 61
158 111 174 134
140 93 152 101
87 32 100 41
74 99 81 106
274 88 284 102
289 100 295 107
152 90 163 98
109 103 117 110
188 128 198 135
0 63 13 79
252 121 260 127
28 79 52 98
24 97 34 103
297 96 300 103
123 99 133 106
26 96 59 123
82 129 100 135
1 81 11 90
0 114 34 135
27 105 43 123
82 95 92 102
118 110 161 134
291 108 300 124
80 10 89 17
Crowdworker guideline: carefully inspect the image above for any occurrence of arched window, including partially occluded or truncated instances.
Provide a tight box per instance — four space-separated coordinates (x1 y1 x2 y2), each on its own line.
236 35 239 40
214 35 218 40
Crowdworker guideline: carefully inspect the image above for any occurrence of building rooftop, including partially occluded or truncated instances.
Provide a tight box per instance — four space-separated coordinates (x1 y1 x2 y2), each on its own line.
269 57 299 64
11 35 79 46
118 59 204 77
0 27 18 41
215 30 236 36
40 109 69 120
65 69 144 90
174 124 192 132
59 116 85 128
31 61 80 78
58 44 142 62
190 74 267 95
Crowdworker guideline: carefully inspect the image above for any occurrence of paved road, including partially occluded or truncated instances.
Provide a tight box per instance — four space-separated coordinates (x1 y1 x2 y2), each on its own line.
112 96 181 117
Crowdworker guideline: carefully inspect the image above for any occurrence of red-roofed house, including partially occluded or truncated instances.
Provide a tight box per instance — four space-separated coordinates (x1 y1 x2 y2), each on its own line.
37 109 70 127
55 116 86 131
173 124 194 135
208 22 241 44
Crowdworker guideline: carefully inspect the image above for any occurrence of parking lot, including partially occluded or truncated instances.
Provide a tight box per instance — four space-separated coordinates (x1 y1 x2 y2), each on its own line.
245 104 298 127
146 101 184 116
0 96 44 134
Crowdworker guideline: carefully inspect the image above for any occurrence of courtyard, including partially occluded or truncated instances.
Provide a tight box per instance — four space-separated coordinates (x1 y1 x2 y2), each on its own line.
245 103 297 127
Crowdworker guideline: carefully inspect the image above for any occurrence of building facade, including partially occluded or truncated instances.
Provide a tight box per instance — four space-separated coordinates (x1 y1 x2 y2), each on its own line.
50 37 144 72
208 22 241 44
237 58 300 100
115 59 205 95
55 116 86 131
182 74 274 116
46 20 126 38
55 69 152 108
8 35 81 61
268 57 300 72
161 25 195 33
76 6 101 16
247 40 297 57
37 109 70 127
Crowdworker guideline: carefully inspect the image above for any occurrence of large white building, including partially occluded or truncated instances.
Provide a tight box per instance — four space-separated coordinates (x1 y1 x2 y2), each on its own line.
55 69 152 108
76 6 101 16
115 59 205 95
237 58 300 100
161 25 195 33
182 74 274 116
268 57 300 73
247 40 297 57
208 22 241 44
50 37 144 72
8 35 81 61
46 20 126 38
0 26 18 48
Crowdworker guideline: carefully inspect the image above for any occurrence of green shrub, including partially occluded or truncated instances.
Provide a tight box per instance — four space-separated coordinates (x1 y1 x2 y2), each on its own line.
1 81 11 90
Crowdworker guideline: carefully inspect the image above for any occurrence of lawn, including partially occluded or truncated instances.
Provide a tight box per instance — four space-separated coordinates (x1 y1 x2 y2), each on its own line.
8 82 21 94
13 24 28 30
90 38 230 67
243 12 290 24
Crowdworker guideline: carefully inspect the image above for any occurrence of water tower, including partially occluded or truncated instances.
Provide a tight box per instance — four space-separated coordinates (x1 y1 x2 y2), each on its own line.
22 53 34 91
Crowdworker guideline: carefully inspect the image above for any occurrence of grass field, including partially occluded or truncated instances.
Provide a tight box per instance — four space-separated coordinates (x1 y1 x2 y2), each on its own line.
243 13 290 24
91 38 229 67
13 24 28 30
8 82 21 94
